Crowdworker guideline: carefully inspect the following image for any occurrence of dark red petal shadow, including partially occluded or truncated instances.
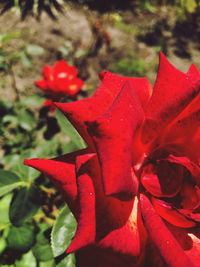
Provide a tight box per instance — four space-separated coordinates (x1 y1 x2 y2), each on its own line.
141 161 183 198
165 223 200 267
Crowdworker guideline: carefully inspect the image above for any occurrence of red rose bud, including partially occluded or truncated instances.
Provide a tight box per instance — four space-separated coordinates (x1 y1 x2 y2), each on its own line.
26 53 200 267
35 60 84 111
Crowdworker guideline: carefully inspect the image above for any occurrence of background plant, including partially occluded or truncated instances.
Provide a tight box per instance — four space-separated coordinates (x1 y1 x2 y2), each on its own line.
0 93 86 266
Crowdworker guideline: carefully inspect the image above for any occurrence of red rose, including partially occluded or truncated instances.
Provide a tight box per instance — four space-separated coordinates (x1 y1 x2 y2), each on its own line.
25 53 200 266
35 60 83 111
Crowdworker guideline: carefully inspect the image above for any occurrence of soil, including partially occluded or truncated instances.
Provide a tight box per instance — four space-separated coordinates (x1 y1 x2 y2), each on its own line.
0 3 200 102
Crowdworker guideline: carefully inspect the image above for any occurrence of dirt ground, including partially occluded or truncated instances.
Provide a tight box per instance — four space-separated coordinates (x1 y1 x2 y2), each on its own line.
0 2 200 102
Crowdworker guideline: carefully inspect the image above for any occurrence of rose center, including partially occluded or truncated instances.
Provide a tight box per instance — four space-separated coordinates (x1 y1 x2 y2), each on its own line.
140 160 184 198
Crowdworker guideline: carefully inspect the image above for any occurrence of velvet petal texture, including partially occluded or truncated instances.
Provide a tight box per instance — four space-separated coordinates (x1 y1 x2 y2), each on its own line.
151 197 196 229
142 79 200 144
86 82 143 197
146 53 200 116
165 223 200 267
54 71 152 149
66 154 96 253
68 153 147 261
140 195 195 267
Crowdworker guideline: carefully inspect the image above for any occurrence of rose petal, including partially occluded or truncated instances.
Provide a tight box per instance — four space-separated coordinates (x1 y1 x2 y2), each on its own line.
165 224 200 267
99 196 147 261
142 79 200 144
126 76 152 109
66 154 96 253
140 194 194 267
54 60 78 78
180 182 200 210
67 78 83 96
166 154 200 182
141 161 183 198
66 153 146 260
43 99 56 111
34 79 48 90
54 71 151 148
151 197 196 228
187 64 200 78
163 107 200 159
185 232 200 267
144 241 167 267
146 52 200 116
81 154 134 232
98 71 153 109
43 65 52 80
86 81 143 197
76 246 142 267
55 77 83 96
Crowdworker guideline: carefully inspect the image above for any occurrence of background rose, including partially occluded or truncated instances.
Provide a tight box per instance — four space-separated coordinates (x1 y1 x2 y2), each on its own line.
35 60 84 111
25 53 200 267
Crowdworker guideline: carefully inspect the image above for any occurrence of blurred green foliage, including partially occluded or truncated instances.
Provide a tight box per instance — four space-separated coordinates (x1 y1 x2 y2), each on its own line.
109 53 146 77
0 32 45 72
0 93 86 266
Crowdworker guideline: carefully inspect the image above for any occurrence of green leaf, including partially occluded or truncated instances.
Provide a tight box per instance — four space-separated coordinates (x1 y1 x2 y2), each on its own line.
9 185 42 226
2 115 18 126
0 237 7 254
0 33 18 43
14 149 40 182
0 193 12 228
0 170 22 197
56 253 76 267
19 50 32 67
183 0 197 13
7 224 35 252
36 138 60 158
2 154 19 172
55 109 86 150
26 45 44 55
32 232 53 261
61 141 78 154
17 109 35 131
15 250 37 267
0 99 12 111
51 206 77 257
39 259 55 267
21 95 46 107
